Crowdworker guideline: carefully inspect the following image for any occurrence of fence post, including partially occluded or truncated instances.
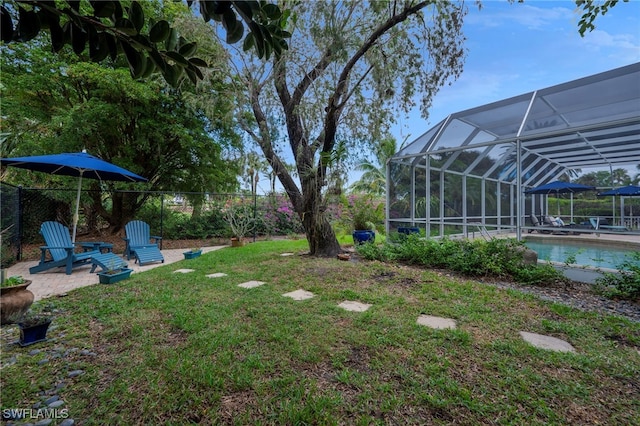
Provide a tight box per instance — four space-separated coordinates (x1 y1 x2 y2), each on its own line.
160 194 164 250
253 192 257 242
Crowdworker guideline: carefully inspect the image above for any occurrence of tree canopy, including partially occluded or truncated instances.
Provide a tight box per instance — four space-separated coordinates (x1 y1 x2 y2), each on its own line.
231 1 467 256
1 0 291 86
1 7 241 230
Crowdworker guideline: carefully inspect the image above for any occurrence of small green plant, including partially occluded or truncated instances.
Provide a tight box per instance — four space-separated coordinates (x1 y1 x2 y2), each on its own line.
594 252 640 300
104 258 122 275
18 309 52 327
350 195 383 231
1 275 25 288
354 240 383 259
564 249 584 266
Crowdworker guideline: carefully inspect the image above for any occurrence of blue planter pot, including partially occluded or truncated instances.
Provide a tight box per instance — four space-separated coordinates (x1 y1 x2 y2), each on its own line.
19 319 52 347
352 230 375 245
183 250 202 259
98 268 133 284
398 227 420 235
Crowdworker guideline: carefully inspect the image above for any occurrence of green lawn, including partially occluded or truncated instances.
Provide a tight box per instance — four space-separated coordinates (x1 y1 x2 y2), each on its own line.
2 240 639 425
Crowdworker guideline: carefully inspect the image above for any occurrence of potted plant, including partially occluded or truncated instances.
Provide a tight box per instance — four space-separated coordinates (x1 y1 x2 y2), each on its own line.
350 195 383 245
97 259 133 284
18 310 52 347
225 203 256 247
183 247 202 259
1 275 35 325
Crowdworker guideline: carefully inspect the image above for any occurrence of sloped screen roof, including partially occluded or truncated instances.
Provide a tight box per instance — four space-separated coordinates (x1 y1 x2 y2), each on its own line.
394 63 640 185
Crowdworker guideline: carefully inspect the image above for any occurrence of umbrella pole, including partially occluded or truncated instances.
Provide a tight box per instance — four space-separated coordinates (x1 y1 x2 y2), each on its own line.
72 174 83 243
570 193 574 223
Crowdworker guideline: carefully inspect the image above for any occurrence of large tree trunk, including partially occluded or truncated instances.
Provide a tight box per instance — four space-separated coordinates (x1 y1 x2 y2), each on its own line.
299 179 341 257
90 189 144 234
303 213 341 256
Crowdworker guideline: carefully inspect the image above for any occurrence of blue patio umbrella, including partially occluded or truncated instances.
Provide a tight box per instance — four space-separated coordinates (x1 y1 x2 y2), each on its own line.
525 180 596 218
597 185 640 197
524 180 596 195
597 185 640 226
1 151 147 242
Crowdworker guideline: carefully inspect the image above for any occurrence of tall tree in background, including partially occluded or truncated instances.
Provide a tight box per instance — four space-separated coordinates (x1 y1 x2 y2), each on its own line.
350 137 399 196
1 8 240 231
233 1 467 256
577 169 633 188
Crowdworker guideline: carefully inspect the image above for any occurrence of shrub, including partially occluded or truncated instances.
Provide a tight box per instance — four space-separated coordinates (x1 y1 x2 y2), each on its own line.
342 194 385 232
259 195 304 236
595 252 640 300
357 236 566 285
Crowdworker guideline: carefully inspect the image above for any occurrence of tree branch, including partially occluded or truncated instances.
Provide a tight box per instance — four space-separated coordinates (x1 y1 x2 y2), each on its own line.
248 78 303 208
320 1 433 175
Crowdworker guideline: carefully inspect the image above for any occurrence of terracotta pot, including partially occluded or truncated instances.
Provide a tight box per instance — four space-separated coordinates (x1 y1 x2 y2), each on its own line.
1 281 34 325
231 238 245 247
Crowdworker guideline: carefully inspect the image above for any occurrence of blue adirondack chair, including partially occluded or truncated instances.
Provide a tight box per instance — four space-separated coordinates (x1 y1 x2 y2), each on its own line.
29 221 102 275
123 220 164 265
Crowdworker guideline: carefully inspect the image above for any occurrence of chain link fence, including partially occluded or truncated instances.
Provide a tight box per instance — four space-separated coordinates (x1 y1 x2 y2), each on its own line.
0 184 313 265
1 183 22 267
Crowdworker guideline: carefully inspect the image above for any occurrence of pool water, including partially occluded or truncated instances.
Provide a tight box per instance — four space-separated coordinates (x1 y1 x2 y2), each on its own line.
524 240 640 270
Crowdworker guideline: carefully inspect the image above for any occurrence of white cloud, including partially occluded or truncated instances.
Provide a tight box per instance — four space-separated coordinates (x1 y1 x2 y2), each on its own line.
466 3 574 31
580 29 640 62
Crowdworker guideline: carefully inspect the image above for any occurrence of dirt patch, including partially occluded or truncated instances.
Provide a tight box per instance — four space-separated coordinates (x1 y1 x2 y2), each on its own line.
219 390 259 424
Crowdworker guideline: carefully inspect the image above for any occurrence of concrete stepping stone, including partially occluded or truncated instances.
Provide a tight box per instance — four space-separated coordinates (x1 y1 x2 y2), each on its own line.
282 289 314 300
173 269 195 274
207 273 227 278
238 281 265 289
416 314 457 330
519 331 575 352
338 301 371 312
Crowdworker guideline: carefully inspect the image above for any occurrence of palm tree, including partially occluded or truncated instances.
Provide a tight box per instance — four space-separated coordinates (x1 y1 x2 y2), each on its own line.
350 136 398 196
243 151 268 196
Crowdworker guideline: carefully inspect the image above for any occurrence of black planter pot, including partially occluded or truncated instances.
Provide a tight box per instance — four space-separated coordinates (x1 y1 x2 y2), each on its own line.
398 227 420 235
352 230 375 245
19 319 52 347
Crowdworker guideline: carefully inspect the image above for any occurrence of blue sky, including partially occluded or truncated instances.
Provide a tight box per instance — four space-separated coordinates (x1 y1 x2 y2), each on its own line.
391 0 640 146
254 1 640 193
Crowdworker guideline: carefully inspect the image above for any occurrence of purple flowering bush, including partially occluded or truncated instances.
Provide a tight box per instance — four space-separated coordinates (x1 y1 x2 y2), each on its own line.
258 195 304 236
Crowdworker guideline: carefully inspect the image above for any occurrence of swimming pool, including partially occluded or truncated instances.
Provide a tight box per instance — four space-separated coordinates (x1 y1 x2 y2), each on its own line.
524 239 640 270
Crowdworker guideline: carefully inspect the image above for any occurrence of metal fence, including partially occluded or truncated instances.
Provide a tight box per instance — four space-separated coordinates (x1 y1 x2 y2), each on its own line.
1 183 21 264
0 183 312 262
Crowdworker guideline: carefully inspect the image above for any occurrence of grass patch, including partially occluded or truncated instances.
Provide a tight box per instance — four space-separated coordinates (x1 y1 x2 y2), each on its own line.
1 240 639 425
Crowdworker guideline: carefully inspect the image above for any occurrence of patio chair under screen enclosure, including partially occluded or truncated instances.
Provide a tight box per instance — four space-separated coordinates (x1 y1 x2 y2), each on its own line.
386 63 640 240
